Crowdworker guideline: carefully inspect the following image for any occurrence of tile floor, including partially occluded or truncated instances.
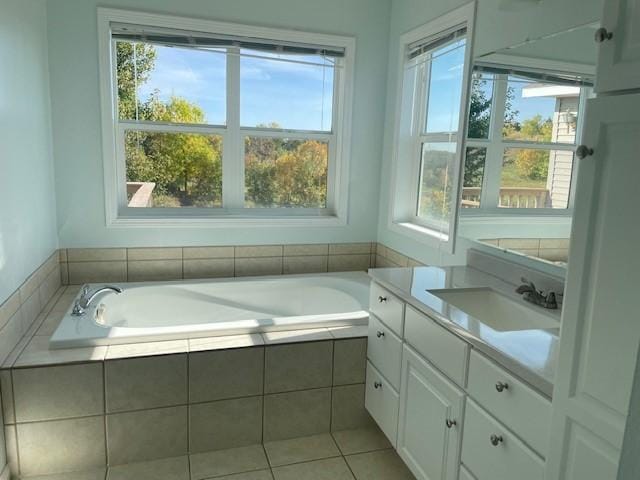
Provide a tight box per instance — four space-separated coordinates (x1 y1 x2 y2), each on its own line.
19 427 416 480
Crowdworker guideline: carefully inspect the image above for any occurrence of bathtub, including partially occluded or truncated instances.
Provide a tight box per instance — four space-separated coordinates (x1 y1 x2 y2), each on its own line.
49 271 370 348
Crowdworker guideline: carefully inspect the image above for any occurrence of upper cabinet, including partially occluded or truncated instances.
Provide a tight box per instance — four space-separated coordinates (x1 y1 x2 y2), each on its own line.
596 0 640 93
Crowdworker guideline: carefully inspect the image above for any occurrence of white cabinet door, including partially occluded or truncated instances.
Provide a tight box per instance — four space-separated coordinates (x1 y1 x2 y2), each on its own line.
596 0 640 92
545 93 640 479
397 345 465 480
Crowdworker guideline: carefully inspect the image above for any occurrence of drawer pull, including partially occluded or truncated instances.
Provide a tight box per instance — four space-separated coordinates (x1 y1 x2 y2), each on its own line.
495 381 509 392
378 295 388 303
490 434 504 446
374 381 382 389
376 330 385 338
445 419 457 429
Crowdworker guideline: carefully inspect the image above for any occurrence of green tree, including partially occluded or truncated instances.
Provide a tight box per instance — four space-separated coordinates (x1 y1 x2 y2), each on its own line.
116 42 156 120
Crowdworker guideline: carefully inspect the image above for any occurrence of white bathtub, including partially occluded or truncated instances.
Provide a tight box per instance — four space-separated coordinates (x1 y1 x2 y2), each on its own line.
50 272 370 348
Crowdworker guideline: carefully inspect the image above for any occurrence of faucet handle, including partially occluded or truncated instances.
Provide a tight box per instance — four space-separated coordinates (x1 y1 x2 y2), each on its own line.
81 285 90 298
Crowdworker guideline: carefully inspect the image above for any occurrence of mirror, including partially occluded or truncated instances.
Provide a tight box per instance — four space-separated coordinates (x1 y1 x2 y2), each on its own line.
458 22 599 272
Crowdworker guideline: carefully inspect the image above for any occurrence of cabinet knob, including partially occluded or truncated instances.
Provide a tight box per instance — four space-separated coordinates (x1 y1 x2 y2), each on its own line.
490 434 504 446
576 145 594 159
594 27 613 43
376 330 385 338
378 296 387 303
445 419 457 429
495 381 509 393
374 381 382 389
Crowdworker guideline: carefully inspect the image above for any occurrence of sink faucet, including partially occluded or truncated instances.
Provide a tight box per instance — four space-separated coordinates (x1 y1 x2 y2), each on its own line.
71 285 123 316
515 278 558 310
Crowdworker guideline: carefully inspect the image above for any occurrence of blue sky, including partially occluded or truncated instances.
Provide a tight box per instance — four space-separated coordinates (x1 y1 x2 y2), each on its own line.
136 45 334 131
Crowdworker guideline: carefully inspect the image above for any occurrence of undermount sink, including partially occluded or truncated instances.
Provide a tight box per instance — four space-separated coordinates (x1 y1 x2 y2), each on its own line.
427 288 560 332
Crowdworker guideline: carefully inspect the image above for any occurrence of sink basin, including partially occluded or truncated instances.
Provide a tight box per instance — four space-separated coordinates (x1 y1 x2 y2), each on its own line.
428 288 559 332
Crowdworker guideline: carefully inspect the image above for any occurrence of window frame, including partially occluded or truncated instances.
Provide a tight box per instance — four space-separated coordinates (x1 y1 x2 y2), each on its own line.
98 8 355 227
386 2 476 253
462 72 589 216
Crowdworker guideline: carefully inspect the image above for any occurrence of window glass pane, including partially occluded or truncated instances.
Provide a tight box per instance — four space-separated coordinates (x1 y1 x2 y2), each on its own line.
462 146 486 208
417 142 456 225
116 41 226 125
244 136 328 208
467 72 493 139
125 130 222 208
424 39 466 134
503 75 580 143
500 148 574 209
240 50 334 131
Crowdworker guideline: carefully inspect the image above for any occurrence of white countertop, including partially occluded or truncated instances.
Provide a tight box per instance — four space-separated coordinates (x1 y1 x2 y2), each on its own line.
368 266 560 398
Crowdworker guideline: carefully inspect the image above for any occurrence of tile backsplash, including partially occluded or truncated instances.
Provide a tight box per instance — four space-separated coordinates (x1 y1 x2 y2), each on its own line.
60 243 378 285
480 238 570 263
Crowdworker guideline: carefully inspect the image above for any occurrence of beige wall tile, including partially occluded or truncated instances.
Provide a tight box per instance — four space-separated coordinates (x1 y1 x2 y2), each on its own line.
272 456 353 480
331 384 373 431
235 245 283 258
18 292 41 335
39 267 61 308
374 255 398 268
107 455 189 480
17 416 106 476
265 342 333 394
106 406 188 465
68 261 127 284
189 396 263 453
13 363 103 422
283 256 328 275
333 338 367 386
328 243 372 255
235 257 282 277
539 238 570 249
35 310 64 337
0 319 25 368
189 334 264 353
264 433 340 467
538 248 569 262
4 425 18 475
105 354 187 413
183 246 234 259
0 291 21 330
497 238 540 249
183 258 234 279
283 244 329 256
328 254 370 272
263 388 331 441
384 248 409 267
0 370 15 424
60 263 69 285
190 347 264 403
67 248 126 262
189 445 268 480
127 247 182 261
127 260 182 282
58 249 68 262
18 273 40 305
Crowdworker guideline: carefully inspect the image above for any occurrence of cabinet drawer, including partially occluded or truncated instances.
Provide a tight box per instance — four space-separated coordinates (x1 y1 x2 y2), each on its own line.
365 361 399 446
467 351 551 458
462 399 544 480
369 283 404 336
404 306 469 386
368 315 403 390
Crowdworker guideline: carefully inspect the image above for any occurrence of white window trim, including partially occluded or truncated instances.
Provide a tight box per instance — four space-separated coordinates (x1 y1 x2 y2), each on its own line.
97 7 355 228
461 72 589 217
386 2 476 253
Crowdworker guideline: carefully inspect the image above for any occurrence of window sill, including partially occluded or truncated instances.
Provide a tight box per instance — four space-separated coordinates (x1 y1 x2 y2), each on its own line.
388 220 449 245
107 214 347 229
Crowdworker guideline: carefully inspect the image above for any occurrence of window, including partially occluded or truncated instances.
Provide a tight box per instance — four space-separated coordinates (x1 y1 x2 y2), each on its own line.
98 9 354 225
462 69 587 212
388 3 475 252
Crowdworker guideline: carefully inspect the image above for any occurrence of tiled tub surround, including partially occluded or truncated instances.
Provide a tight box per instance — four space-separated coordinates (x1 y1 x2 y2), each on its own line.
480 238 570 264
0 287 389 479
59 243 378 285
0 252 61 366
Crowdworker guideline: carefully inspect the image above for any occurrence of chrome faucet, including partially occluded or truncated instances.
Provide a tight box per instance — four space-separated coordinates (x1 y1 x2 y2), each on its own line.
515 277 558 310
71 285 123 316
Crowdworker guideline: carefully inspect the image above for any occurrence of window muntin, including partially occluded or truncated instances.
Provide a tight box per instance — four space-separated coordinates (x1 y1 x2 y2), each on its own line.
463 71 583 212
108 19 348 218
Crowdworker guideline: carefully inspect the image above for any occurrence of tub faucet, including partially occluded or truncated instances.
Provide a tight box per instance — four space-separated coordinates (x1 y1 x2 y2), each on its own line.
72 285 123 316
515 278 558 310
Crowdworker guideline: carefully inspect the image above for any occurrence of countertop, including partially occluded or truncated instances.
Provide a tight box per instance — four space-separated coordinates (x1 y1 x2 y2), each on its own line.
368 266 560 398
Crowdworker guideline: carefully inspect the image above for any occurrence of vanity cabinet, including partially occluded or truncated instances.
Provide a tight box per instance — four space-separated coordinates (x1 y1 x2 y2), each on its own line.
366 283 552 480
397 344 464 480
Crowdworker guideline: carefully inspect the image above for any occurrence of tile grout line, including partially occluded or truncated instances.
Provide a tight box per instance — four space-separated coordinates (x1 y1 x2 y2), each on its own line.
102 361 109 471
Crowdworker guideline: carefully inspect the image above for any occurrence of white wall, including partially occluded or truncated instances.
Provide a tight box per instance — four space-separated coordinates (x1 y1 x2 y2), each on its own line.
47 0 391 248
0 0 58 304
376 0 603 266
